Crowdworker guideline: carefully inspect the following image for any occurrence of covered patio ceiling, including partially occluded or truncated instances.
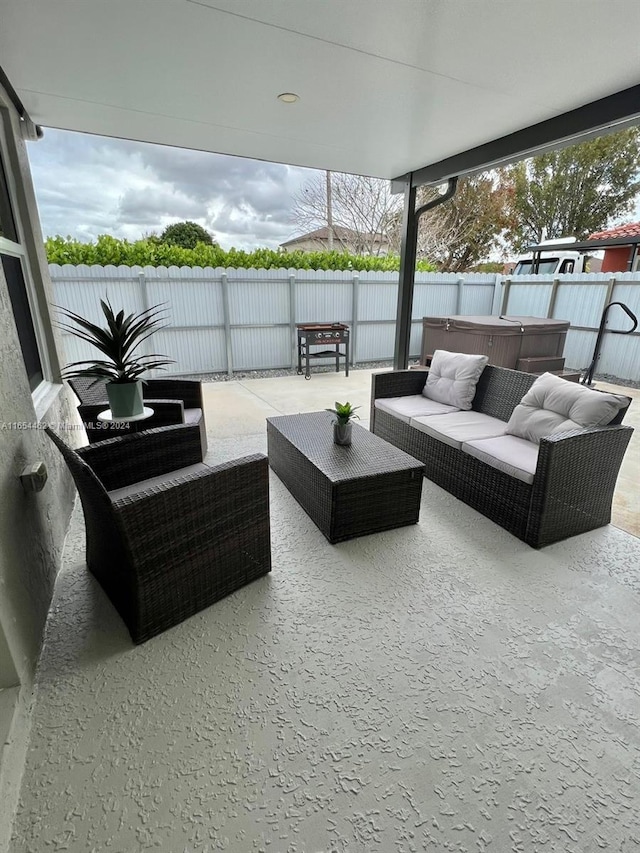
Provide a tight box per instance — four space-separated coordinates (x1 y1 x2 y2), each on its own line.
2 0 640 184
3 0 640 370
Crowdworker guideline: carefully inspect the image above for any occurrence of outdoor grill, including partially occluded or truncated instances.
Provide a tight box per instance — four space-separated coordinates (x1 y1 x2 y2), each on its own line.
296 323 350 379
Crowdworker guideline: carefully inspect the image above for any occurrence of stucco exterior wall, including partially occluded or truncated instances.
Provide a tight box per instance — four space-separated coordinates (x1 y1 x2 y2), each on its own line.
0 266 77 682
0 84 79 853
0 89 78 688
602 246 633 273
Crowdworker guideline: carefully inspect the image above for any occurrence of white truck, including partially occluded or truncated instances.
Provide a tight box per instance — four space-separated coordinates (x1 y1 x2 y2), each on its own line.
513 237 602 275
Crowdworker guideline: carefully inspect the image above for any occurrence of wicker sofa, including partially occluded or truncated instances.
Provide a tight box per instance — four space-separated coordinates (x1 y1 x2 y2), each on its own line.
371 365 633 548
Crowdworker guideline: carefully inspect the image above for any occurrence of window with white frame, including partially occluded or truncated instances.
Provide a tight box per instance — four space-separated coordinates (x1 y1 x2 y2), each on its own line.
0 112 44 392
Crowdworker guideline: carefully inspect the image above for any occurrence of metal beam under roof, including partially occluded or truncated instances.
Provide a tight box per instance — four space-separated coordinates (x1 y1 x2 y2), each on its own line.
392 84 640 188
527 235 640 252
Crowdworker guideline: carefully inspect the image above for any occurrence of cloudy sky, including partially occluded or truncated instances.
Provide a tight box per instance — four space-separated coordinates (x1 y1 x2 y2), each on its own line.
27 129 320 251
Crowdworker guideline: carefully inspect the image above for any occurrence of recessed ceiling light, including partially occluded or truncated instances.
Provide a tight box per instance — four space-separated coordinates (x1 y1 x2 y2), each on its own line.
277 92 299 104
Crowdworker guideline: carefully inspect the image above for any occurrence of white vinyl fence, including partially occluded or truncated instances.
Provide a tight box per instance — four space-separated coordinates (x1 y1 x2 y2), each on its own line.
49 265 640 383
500 271 640 382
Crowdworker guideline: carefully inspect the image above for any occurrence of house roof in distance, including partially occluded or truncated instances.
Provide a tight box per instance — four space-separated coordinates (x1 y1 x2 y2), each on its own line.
528 223 640 253
589 222 640 240
280 226 386 247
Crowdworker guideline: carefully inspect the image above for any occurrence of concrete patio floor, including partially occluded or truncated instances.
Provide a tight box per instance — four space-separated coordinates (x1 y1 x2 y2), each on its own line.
8 368 640 852
200 368 639 538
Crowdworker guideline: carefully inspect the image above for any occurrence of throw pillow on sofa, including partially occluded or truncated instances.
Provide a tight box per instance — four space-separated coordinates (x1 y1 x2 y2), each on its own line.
506 372 628 444
422 350 489 410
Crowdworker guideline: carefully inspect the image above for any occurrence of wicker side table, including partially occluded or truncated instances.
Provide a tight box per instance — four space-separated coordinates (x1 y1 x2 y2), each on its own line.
267 411 424 543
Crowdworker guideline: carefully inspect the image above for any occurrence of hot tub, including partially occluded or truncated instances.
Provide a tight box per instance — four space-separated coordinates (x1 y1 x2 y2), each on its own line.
420 315 570 372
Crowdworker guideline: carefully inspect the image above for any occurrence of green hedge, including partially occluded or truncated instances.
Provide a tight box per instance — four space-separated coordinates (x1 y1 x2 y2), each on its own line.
44 235 437 272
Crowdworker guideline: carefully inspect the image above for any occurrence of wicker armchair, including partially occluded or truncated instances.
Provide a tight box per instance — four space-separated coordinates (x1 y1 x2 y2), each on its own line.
46 425 271 644
67 377 207 459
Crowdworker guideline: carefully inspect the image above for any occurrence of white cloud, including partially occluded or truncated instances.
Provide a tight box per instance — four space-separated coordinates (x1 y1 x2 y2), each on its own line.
26 129 319 250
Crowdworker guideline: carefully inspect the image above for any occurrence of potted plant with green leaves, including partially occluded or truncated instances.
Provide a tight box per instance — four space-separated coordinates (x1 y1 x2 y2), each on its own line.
57 298 173 418
326 401 360 446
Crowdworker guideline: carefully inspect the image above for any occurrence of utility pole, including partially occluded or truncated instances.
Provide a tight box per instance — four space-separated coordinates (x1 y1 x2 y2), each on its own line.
326 170 334 251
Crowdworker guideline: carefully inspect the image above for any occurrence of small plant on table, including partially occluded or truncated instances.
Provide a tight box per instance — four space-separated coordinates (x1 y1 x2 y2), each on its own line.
326 401 360 446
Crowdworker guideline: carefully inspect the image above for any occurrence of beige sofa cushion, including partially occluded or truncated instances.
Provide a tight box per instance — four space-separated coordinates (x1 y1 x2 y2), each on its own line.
410 411 507 450
423 350 489 410
374 395 459 424
462 435 539 484
507 372 628 444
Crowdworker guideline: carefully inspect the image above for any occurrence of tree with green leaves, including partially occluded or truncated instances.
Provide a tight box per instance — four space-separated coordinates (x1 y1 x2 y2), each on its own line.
421 174 511 271
159 220 216 249
503 128 640 252
385 174 510 272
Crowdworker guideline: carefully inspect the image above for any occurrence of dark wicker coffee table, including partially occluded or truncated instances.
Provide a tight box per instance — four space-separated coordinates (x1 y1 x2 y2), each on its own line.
267 411 424 543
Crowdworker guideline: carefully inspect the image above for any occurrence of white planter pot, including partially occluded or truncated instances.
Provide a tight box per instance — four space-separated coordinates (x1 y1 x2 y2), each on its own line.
333 422 352 446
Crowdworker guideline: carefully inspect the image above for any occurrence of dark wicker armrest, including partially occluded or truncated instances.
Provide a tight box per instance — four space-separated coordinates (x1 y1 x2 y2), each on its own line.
371 370 427 399
530 424 634 543
77 399 186 439
76 424 204 490
140 399 185 427
537 423 634 478
145 379 203 409
370 370 427 428
112 454 269 578
534 426 633 503
68 378 108 405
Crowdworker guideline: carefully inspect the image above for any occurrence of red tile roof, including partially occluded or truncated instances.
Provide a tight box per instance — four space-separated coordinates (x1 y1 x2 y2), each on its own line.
589 222 640 240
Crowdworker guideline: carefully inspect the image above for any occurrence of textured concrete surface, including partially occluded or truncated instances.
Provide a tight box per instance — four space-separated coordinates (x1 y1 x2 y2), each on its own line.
595 381 640 538
0 689 18 752
201 370 375 436
12 431 640 852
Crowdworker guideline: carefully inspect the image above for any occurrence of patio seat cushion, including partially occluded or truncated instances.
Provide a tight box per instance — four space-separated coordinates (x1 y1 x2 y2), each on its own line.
462 435 539 484
108 463 210 501
507 371 628 444
374 395 459 424
422 350 489 410
410 411 507 450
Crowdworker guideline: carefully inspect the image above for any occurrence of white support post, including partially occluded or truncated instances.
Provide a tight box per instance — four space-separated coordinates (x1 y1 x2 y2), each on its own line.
138 271 155 375
351 272 359 366
491 274 504 315
289 273 297 368
221 271 233 376
500 276 512 315
455 277 464 314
